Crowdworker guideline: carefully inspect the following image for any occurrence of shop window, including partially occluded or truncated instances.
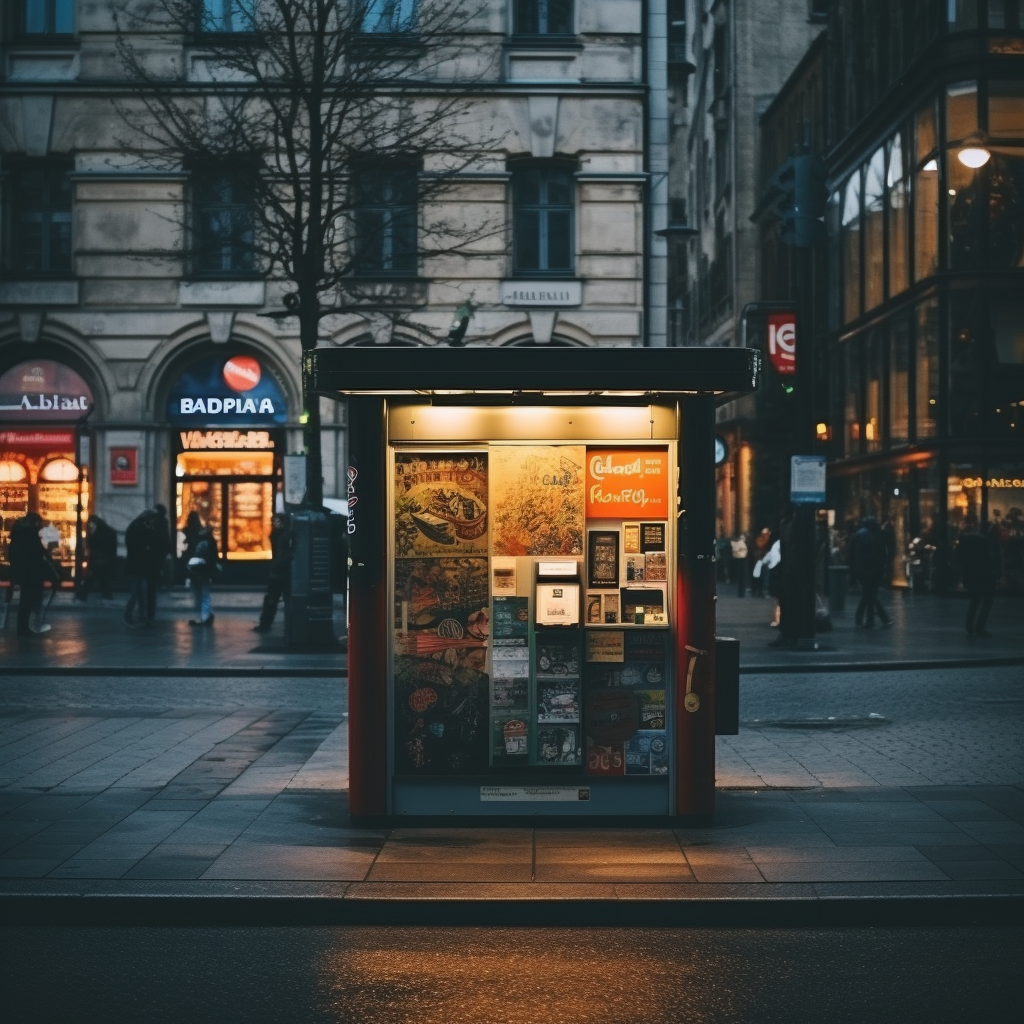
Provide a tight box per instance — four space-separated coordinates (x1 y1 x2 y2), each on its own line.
987 1 1024 30
844 340 863 457
0 462 28 483
949 291 988 435
512 163 574 277
40 457 78 482
841 174 861 323
947 82 979 144
352 164 418 277
864 148 886 311
988 149 1024 268
989 81 1024 138
6 161 73 276
199 0 257 33
916 299 940 439
360 0 417 34
991 295 1024 362
866 329 884 452
192 168 256 277
890 314 911 446
21 0 74 35
513 0 574 37
914 164 940 281
888 132 910 296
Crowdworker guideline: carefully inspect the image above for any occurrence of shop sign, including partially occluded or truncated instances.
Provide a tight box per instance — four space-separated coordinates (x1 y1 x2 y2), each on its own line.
0 429 75 451
167 354 287 426
961 477 1024 489
500 281 582 307
767 312 796 376
110 447 138 485
585 448 670 519
179 429 275 451
0 361 93 421
790 454 827 505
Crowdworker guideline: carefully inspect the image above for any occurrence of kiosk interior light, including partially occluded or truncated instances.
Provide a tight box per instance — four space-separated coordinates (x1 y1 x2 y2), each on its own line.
958 147 991 168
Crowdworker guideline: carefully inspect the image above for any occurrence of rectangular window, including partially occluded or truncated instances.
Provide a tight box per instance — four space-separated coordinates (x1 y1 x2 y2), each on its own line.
866 330 884 452
8 162 73 275
513 0 573 36
200 0 257 33
844 340 863 457
192 169 256 276
890 315 910 446
916 300 940 439
22 0 74 34
353 166 418 276
863 148 886 311
360 0 417 34
841 174 861 323
887 133 910 297
989 81 1024 138
512 165 574 276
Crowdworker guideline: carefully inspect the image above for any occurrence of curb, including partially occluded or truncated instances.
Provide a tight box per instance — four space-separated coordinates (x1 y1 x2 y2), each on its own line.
0 666 346 678
740 655 1024 674
2 894 1020 927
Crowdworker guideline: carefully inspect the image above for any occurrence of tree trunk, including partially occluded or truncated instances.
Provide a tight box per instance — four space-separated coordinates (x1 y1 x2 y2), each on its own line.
299 293 324 508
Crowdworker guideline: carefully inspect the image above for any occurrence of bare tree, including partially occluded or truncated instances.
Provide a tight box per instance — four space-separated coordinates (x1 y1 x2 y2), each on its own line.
114 0 497 505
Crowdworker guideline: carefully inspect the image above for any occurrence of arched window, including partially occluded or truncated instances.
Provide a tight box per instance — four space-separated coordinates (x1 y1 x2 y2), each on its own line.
40 458 78 482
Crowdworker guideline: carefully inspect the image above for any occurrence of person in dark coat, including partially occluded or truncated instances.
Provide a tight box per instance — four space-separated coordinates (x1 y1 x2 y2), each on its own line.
124 505 172 626
957 519 1001 637
254 513 290 633
849 516 892 628
76 515 118 601
187 525 219 627
179 510 202 582
9 513 53 636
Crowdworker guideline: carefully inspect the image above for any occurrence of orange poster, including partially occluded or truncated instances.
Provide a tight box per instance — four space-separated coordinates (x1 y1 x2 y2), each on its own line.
586 448 670 519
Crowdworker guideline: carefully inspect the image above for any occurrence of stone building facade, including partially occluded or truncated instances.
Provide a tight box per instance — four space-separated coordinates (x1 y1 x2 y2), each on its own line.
0 1 669 583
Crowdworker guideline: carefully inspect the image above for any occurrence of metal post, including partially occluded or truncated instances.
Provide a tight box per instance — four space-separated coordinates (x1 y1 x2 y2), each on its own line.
675 396 717 819
346 397 389 819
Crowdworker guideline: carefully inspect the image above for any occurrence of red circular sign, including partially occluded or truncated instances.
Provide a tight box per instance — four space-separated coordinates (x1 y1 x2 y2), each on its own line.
222 356 262 393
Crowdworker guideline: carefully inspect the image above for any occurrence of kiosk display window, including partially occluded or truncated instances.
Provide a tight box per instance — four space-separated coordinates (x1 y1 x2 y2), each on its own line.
390 441 673 790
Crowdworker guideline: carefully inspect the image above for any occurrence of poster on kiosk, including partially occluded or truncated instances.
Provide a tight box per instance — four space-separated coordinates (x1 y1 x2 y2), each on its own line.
315 346 757 821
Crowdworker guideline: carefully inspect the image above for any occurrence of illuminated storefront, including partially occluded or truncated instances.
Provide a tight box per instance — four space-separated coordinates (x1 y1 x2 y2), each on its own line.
0 360 93 583
313 345 757 822
167 353 287 583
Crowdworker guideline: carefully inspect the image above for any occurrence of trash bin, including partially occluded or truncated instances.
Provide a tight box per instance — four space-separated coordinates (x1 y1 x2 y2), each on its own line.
715 636 740 736
828 564 849 614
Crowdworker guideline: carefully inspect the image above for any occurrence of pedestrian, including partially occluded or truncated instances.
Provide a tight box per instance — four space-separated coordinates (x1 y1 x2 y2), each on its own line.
764 538 782 627
124 505 172 626
179 510 202 582
957 519 1000 638
187 524 219 627
254 513 289 633
76 515 118 602
716 528 733 585
880 518 896 587
849 516 892 628
731 532 749 597
9 512 55 636
751 527 771 597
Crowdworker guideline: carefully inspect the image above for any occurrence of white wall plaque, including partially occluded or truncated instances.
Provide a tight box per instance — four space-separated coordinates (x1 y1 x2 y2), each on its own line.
480 786 591 802
500 280 582 307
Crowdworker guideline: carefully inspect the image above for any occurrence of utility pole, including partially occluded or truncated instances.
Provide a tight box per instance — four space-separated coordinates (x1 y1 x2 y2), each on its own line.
769 131 828 647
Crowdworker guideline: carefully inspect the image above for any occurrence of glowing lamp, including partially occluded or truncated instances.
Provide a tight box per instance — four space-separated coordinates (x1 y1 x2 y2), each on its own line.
957 147 991 168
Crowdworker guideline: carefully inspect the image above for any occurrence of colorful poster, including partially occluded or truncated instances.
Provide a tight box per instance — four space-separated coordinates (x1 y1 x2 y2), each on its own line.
586 448 670 519
634 690 667 730
395 452 488 557
645 551 667 582
492 717 529 765
625 730 669 776
394 648 489 774
491 675 529 714
586 740 626 776
587 530 619 588
536 641 580 678
536 726 582 766
493 596 530 639
538 681 580 723
394 558 489 645
586 630 625 663
640 522 666 552
491 445 585 556
492 638 530 680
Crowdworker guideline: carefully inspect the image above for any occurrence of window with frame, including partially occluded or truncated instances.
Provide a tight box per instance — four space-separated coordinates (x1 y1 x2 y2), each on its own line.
199 0 257 34
192 169 256 276
7 162 73 275
512 164 574 276
513 0 574 37
21 0 74 35
353 165 418 276
360 0 417 34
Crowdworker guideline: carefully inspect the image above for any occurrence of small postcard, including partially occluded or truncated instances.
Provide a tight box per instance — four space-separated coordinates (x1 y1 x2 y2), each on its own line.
586 630 625 663
585 591 605 624
644 551 667 581
603 592 620 624
492 556 517 595
640 523 666 552
623 523 641 554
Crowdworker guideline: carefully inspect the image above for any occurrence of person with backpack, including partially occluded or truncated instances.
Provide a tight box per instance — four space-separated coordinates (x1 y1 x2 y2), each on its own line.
849 516 892 628
124 505 172 626
187 524 220 627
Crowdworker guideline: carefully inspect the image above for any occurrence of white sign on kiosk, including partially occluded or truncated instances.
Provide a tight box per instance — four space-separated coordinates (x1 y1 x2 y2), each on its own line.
790 455 827 505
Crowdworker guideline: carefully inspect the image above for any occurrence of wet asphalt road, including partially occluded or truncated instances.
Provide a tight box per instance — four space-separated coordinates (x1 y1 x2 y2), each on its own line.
2 925 1020 1023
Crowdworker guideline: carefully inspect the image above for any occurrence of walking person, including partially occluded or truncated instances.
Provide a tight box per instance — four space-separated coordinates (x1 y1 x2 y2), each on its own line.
849 516 892 628
9 513 53 637
957 519 1000 638
253 513 289 633
731 532 749 597
124 505 172 626
179 510 202 582
75 515 117 602
187 524 219 627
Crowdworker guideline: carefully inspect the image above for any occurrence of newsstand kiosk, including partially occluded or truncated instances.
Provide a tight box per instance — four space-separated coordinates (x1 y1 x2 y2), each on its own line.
312 346 759 822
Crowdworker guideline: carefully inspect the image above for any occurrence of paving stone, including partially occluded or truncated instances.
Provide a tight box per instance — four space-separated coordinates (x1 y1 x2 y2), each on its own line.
202 843 375 881
930 860 1024 881
757 861 950 883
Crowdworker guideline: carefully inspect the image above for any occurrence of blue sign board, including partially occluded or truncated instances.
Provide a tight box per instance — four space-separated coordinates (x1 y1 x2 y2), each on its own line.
167 354 287 427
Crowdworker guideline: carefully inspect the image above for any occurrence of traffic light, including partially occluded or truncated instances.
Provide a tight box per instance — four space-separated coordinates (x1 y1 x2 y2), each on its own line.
768 154 827 248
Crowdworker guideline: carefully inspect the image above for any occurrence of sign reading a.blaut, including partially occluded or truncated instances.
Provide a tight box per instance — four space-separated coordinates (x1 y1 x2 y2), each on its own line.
500 281 582 307
0 361 93 421
167 354 287 426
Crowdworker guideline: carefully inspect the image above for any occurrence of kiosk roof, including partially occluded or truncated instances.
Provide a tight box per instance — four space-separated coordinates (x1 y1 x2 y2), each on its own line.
312 345 760 401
